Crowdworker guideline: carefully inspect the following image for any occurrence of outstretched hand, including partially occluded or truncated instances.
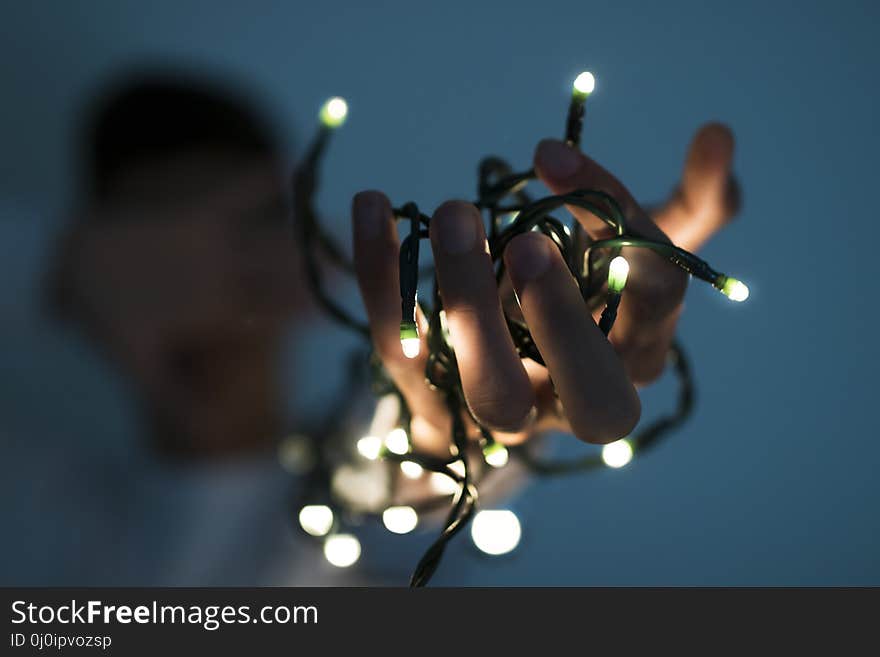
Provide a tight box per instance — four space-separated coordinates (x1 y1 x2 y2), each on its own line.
352 123 738 453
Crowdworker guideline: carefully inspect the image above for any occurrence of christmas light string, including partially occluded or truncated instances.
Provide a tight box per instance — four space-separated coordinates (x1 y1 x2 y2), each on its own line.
285 73 748 585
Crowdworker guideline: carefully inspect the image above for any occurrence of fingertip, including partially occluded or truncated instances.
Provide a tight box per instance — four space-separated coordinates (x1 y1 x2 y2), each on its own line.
700 121 735 145
691 122 735 167
430 200 483 256
352 189 390 214
503 231 555 291
352 190 391 239
572 385 641 445
431 199 481 227
533 138 583 183
601 391 641 444
470 394 537 435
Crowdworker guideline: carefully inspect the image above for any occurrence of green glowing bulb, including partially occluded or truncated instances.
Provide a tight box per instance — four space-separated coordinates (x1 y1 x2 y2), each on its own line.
319 96 348 128
400 321 420 359
607 255 630 293
572 71 595 97
483 442 509 468
720 277 749 302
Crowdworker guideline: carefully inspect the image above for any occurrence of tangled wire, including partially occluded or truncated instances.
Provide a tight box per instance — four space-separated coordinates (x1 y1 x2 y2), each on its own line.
289 73 747 586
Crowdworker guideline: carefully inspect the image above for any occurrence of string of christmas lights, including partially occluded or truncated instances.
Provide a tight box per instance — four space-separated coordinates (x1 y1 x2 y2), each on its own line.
283 72 748 586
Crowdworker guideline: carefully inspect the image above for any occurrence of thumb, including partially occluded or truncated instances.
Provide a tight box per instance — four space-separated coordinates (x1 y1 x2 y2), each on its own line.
654 122 739 253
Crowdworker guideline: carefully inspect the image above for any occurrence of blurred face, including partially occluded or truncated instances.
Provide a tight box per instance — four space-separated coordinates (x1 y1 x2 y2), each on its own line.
63 149 304 456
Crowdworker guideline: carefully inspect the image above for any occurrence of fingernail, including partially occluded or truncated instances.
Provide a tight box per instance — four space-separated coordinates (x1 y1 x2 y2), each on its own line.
535 139 582 180
353 191 387 240
505 232 552 287
432 201 479 255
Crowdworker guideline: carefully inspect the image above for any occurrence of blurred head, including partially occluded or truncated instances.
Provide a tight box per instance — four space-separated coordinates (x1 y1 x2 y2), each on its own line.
51 71 303 458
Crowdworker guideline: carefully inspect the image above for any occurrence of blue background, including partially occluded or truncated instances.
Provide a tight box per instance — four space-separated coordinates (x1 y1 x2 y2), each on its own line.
1 0 877 584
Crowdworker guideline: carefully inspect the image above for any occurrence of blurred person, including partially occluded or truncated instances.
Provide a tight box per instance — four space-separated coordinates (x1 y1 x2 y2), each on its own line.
48 75 302 458
0 71 366 585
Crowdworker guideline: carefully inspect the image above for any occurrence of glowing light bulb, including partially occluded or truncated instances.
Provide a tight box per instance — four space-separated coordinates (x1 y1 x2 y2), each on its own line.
401 337 420 358
608 255 630 293
319 96 348 128
400 321 420 359
382 506 418 534
483 442 509 468
448 459 466 477
323 534 361 567
573 71 596 96
356 435 382 460
298 505 334 537
721 277 749 302
429 472 459 495
601 438 634 468
400 460 424 479
471 510 521 555
385 428 410 455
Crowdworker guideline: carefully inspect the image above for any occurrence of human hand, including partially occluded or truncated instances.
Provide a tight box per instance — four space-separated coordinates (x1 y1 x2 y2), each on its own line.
352 123 737 452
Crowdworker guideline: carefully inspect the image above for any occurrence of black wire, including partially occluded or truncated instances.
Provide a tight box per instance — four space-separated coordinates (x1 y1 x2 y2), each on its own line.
291 86 737 587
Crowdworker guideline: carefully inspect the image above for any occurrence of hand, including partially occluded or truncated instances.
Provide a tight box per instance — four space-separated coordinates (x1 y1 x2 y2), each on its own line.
352 123 738 452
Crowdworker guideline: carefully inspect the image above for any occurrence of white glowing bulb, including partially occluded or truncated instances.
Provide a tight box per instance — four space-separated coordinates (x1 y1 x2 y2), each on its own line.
448 459 465 477
471 510 522 556
319 96 348 128
401 337 420 359
429 472 460 495
356 435 383 460
323 534 361 568
573 71 596 95
608 255 630 293
601 438 634 468
385 428 410 455
721 277 749 302
400 460 424 479
382 506 418 534
400 321 420 359
298 505 334 537
483 443 509 468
